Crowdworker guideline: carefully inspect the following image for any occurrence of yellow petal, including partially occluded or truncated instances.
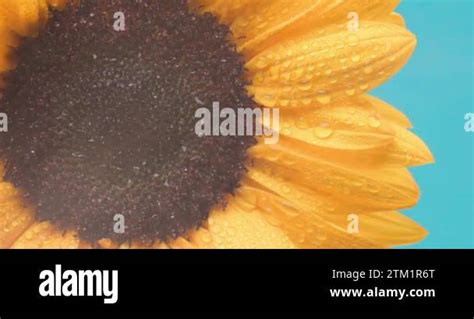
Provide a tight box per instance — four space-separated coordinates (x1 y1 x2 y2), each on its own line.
168 237 196 249
236 182 379 248
362 97 434 167
245 165 348 216
0 0 54 73
320 127 434 169
47 0 68 10
205 199 295 249
365 211 427 245
364 95 412 128
277 101 395 151
274 95 432 167
0 183 35 248
250 140 420 211
151 241 170 249
324 211 427 247
0 0 48 36
188 227 216 248
231 0 400 57
97 238 120 249
385 124 435 167
247 22 416 108
328 96 433 167
280 96 432 168
11 221 81 249
350 211 426 247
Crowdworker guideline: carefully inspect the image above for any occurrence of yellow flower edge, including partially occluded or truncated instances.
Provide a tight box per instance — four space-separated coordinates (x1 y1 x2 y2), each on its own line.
0 0 434 249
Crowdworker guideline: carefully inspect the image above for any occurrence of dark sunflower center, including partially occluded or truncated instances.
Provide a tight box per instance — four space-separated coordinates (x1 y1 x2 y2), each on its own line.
0 0 255 244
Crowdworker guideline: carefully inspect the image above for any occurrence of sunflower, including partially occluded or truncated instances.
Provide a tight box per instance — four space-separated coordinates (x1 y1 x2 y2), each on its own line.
0 0 433 249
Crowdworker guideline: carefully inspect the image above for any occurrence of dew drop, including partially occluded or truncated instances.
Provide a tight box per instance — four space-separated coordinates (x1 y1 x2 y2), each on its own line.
255 57 269 69
345 88 356 96
263 94 277 107
368 116 381 128
347 34 359 47
281 128 292 135
313 123 334 139
316 91 331 105
282 184 291 194
351 55 361 63
296 117 310 129
201 233 212 243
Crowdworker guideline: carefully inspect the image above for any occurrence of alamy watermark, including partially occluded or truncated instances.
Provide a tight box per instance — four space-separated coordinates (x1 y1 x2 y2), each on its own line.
465 113 474 132
0 113 7 132
347 213 360 234
194 101 280 145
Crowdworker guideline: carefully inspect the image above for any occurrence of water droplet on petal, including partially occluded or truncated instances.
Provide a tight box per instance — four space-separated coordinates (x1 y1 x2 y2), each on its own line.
368 116 381 128
316 90 331 104
351 55 361 63
346 89 356 96
313 123 334 139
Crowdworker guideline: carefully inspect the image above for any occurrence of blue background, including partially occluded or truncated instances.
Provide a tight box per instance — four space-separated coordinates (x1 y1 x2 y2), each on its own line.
373 0 473 248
